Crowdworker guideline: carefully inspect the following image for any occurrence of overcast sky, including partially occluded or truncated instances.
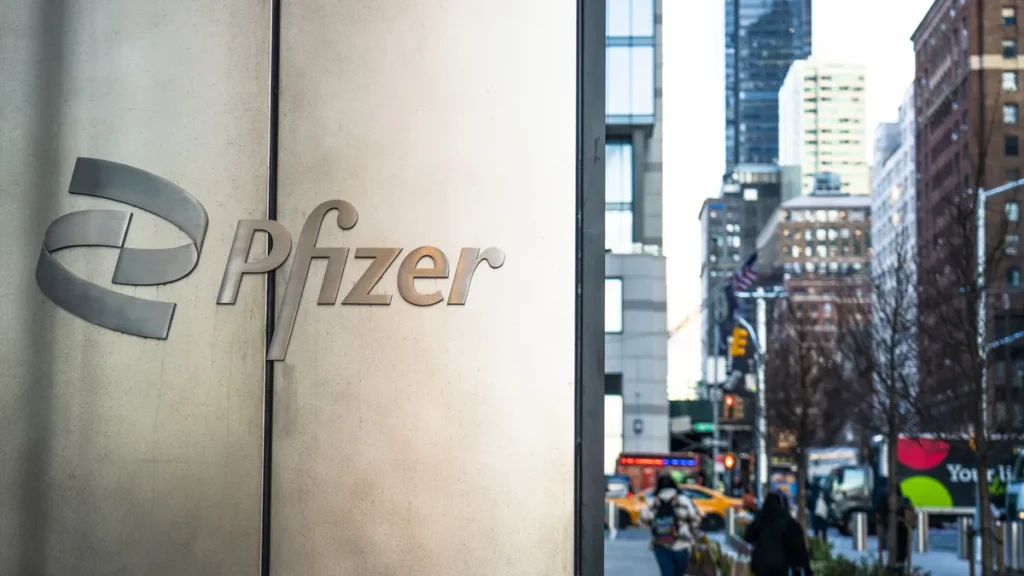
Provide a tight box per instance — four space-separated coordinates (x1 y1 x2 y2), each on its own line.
662 0 935 399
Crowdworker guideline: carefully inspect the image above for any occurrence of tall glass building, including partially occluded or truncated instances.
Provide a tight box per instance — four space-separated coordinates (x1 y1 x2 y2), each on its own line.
604 0 669 468
725 0 812 171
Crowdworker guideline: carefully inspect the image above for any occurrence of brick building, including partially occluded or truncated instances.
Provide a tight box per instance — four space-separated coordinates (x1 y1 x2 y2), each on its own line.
913 0 1024 427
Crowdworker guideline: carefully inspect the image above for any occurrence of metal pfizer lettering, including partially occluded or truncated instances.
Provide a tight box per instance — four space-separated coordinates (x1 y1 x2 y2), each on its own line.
36 158 504 362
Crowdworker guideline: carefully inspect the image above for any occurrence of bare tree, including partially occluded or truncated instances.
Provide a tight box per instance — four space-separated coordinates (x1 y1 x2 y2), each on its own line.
836 229 919 569
765 296 845 531
914 77 1024 575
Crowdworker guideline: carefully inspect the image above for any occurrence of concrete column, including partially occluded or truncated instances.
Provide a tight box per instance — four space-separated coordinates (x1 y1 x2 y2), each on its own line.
271 1 577 574
0 2 269 574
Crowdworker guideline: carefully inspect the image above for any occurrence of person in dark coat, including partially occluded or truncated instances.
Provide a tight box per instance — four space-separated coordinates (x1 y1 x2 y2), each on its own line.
878 485 915 574
743 491 814 576
807 479 831 542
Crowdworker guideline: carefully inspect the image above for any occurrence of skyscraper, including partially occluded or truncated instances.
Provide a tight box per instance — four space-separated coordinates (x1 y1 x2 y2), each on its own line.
725 0 812 172
778 59 869 198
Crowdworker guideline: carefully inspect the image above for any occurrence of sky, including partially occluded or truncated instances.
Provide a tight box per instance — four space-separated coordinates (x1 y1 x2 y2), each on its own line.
661 0 935 400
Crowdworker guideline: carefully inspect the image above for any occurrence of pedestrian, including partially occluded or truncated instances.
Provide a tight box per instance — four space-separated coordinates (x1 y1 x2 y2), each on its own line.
743 491 814 576
807 479 830 542
879 485 914 574
640 473 703 576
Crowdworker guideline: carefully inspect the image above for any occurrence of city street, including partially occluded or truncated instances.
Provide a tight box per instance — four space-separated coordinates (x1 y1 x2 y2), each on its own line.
605 527 973 576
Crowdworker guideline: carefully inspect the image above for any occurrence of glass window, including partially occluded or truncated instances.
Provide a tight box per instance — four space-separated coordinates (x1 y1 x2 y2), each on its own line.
1009 267 1021 287
606 143 633 203
1004 40 1017 58
1008 135 1020 156
816 228 827 241
1005 7 1018 25
1005 71 1020 92
743 188 758 201
605 278 623 333
1008 201 1021 222
607 0 654 38
607 46 654 118
606 210 633 250
1006 104 1020 125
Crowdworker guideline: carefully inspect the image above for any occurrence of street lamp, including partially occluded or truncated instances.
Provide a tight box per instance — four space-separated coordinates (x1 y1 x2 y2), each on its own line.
975 178 1024 527
976 178 1024 440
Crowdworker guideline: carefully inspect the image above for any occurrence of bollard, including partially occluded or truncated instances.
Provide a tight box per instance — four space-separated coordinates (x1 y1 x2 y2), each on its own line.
726 507 737 537
959 516 974 560
853 511 869 552
1008 521 1023 571
915 509 929 554
997 521 1006 576
607 501 618 540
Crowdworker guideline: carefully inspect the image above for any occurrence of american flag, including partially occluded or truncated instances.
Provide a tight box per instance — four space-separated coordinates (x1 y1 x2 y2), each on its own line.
731 252 758 292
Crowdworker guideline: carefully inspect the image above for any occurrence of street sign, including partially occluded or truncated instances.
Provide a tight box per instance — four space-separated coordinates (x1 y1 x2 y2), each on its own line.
701 438 728 449
693 423 714 433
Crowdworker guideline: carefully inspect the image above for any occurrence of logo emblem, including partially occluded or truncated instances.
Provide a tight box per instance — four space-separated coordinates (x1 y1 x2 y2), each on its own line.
35 157 208 339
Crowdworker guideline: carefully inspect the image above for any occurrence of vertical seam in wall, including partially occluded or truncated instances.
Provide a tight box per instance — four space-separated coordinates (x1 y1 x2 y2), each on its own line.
574 0 584 571
261 0 282 574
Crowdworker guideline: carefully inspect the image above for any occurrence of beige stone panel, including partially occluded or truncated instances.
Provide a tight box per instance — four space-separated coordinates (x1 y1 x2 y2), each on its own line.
273 1 577 574
0 2 269 574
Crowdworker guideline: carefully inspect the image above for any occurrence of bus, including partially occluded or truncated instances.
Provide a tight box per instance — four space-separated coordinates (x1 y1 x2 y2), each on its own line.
615 452 713 493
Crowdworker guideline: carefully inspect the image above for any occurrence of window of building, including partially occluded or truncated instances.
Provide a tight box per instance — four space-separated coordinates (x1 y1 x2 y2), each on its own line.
606 46 655 119
1006 104 1020 125
1006 39 1019 58
1008 135 1020 156
1009 267 1022 287
743 188 758 201
1008 201 1021 222
605 142 634 251
1008 234 1021 255
1005 71 1019 92
1004 6 1018 25
605 278 623 333
606 0 654 38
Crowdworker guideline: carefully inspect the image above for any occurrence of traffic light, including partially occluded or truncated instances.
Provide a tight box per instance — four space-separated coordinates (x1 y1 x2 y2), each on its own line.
730 327 749 357
724 454 735 469
722 394 745 422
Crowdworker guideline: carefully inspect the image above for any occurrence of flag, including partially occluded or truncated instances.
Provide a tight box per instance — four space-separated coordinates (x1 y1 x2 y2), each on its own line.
732 252 758 292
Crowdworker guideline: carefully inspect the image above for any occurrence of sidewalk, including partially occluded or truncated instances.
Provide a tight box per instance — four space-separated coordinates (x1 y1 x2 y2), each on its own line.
604 529 731 576
825 533 975 576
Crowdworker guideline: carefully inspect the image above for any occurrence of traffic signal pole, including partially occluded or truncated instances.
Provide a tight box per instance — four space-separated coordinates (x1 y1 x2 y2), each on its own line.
711 322 721 482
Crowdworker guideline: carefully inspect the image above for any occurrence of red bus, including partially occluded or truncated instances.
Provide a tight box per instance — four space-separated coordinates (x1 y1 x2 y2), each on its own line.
615 452 713 493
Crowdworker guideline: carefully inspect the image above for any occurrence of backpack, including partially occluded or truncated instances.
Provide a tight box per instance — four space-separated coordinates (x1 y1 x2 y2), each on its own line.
650 497 678 547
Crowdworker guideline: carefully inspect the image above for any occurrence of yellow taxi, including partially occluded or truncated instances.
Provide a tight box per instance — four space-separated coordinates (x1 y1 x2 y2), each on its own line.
615 484 744 531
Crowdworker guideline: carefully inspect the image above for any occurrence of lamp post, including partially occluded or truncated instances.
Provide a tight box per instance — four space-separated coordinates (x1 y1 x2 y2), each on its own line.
974 178 1024 529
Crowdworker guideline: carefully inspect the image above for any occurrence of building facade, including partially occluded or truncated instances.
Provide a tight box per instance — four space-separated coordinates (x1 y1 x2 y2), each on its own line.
725 0 813 172
699 165 782 386
779 59 870 198
605 0 669 470
913 0 1024 427
757 190 873 286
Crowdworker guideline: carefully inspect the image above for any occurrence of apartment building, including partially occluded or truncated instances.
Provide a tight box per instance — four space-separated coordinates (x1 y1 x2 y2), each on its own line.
779 59 870 199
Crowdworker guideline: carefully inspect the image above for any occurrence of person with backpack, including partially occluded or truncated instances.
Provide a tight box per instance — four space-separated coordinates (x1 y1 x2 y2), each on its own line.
743 491 814 576
640 474 702 576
